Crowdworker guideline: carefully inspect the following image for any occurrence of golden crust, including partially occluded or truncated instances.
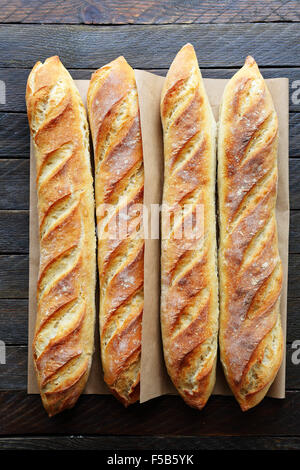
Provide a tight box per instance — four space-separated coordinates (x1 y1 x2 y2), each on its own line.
218 56 284 411
160 44 219 410
26 56 96 417
87 57 144 406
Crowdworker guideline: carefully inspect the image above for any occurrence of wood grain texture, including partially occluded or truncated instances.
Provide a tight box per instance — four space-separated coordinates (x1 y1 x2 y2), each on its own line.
0 391 300 436
0 346 26 390
2 67 300 113
289 113 300 156
290 160 300 209
0 24 299 69
0 1 299 25
0 211 28 253
0 113 29 157
290 211 300 252
0 435 300 450
0 160 29 210
0 9 298 446
287 298 300 339
0 255 28 298
0 299 27 344
288 255 300 298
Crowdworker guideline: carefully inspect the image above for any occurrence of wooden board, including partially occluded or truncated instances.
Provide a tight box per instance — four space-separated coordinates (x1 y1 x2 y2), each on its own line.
0 1 299 25
0 1 299 450
0 24 299 68
0 391 300 436
0 435 300 450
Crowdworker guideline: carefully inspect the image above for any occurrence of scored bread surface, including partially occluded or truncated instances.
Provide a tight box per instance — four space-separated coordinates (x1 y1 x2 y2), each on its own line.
26 56 96 416
87 57 144 406
160 44 219 409
218 56 284 411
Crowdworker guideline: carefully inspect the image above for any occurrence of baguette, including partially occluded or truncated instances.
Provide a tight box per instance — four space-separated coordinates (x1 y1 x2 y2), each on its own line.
26 56 96 416
160 44 219 409
218 56 284 411
87 57 144 406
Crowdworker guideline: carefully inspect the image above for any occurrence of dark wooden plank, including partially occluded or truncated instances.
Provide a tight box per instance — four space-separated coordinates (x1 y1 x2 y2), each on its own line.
290 113 300 157
2 67 300 113
0 158 299 212
288 255 300 298
0 346 26 390
1 111 299 158
0 211 28 253
1 343 298 391
289 210 300 253
0 255 28 298
287 298 300 340
0 390 299 436
0 435 299 450
0 112 29 157
290 159 300 210
287 345 300 390
0 68 28 113
0 299 27 344
0 1 299 25
0 160 29 210
0 24 299 69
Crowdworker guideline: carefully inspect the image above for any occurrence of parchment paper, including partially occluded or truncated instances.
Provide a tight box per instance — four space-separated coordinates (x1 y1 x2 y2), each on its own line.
28 74 289 401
